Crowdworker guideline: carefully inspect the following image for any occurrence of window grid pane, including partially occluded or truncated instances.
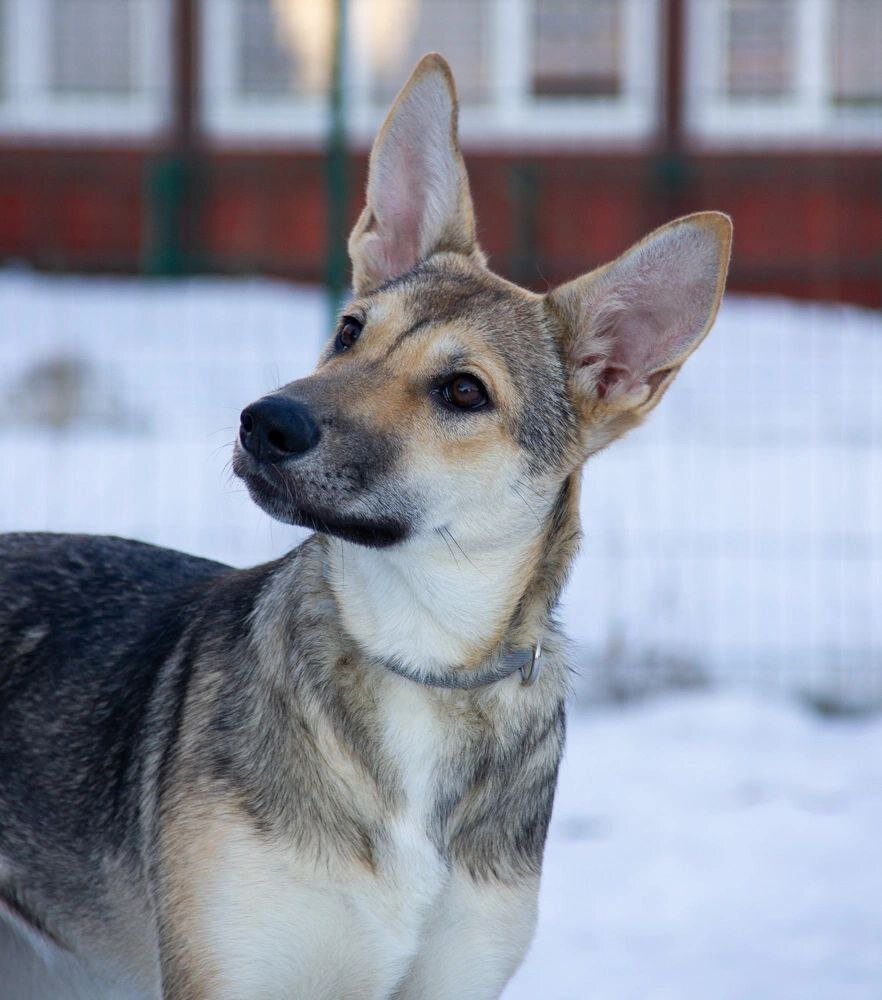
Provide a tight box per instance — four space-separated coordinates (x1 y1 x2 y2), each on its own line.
50 0 135 95
832 0 882 106
725 0 796 99
369 0 493 106
0 0 6 103
532 0 622 98
238 0 303 97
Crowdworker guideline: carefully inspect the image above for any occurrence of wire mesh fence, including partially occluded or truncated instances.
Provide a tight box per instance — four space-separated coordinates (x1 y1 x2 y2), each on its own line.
0 0 880 708
1 274 879 710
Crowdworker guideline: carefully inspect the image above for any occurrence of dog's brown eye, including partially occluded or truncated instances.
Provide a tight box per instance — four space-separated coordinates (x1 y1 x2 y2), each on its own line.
440 374 488 410
336 317 363 351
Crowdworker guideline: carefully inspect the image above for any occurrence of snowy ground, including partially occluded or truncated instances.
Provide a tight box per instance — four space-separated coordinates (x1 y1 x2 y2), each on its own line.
0 273 880 997
509 691 882 1000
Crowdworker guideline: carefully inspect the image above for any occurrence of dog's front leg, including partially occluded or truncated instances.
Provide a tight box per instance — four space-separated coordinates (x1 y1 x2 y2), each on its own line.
395 870 539 1000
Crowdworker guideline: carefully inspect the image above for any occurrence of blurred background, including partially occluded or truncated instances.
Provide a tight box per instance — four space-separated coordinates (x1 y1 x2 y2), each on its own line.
0 3 880 998
0 0 880 299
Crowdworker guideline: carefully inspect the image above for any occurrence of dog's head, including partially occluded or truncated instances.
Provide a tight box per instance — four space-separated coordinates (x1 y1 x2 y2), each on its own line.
234 54 731 552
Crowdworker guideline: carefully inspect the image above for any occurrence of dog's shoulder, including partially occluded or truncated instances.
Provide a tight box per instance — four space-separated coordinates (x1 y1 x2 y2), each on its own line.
0 531 226 636
0 532 226 692
0 535 241 852
0 531 230 598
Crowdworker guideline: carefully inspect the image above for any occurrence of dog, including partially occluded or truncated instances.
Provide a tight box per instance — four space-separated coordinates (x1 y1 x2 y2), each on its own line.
0 54 731 999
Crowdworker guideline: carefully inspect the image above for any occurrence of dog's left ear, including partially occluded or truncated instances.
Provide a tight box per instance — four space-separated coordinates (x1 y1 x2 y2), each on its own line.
348 53 480 294
548 212 732 454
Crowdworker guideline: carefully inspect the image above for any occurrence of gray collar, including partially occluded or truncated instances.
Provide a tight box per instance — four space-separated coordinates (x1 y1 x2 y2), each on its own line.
380 637 544 690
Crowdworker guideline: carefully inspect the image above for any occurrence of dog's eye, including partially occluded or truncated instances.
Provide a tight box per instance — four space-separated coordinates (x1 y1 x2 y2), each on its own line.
335 316 363 352
440 374 489 411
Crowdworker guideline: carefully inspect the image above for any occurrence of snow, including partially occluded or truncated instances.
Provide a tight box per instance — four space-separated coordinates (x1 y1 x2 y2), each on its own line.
509 692 882 1000
0 272 880 996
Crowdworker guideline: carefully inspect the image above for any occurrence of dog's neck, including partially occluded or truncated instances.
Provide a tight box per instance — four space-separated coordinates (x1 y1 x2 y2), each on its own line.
323 475 582 685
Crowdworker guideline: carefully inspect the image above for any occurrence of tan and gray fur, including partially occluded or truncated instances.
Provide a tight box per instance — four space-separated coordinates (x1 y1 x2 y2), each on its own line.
0 55 731 999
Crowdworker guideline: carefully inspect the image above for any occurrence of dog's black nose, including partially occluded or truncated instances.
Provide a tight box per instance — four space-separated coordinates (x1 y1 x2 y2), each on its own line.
239 396 320 463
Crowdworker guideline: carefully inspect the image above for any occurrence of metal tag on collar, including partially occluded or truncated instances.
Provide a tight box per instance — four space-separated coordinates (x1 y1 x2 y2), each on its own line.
519 638 543 686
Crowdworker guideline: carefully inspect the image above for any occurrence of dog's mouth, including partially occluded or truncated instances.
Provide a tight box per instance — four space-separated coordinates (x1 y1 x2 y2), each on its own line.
234 454 409 549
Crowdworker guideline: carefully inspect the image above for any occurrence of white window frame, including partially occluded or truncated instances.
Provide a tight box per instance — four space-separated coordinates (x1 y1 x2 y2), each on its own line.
0 0 172 139
685 0 882 148
200 0 661 148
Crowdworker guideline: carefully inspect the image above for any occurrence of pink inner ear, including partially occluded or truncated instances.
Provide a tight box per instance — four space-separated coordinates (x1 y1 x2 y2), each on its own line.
608 304 686 378
591 227 722 387
586 304 692 403
580 355 634 400
578 305 671 402
556 215 729 410
376 148 426 280
356 70 466 288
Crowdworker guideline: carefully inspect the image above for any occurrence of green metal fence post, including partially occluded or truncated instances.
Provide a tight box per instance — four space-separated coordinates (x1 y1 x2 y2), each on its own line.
325 0 349 327
144 0 202 276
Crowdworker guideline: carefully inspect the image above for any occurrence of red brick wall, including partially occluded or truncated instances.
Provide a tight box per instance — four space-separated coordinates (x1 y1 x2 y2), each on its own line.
1 144 880 307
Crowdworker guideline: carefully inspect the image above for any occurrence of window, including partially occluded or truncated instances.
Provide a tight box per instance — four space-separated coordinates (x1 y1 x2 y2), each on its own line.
0 0 170 137
50 0 135 96
832 0 882 107
370 0 494 106
686 0 882 145
201 0 328 139
725 0 796 99
532 0 621 98
200 0 661 146
235 0 330 98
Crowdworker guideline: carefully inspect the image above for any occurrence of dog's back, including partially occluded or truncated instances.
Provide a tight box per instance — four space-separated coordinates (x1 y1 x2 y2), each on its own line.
0 534 230 992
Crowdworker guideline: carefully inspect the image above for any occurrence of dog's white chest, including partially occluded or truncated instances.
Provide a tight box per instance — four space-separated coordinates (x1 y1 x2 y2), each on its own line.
197 680 450 999
376 676 450 896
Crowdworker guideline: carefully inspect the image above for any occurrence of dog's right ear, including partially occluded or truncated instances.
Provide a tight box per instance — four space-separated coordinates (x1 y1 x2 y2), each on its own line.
348 53 480 295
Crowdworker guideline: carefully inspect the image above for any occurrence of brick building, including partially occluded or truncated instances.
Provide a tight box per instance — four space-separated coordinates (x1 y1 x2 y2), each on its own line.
0 0 880 304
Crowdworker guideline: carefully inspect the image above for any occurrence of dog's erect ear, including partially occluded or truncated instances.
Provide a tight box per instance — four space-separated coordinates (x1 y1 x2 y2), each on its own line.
548 212 732 455
348 53 479 294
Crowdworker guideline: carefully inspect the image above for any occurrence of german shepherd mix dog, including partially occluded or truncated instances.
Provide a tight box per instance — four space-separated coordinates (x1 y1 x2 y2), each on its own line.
0 56 730 999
